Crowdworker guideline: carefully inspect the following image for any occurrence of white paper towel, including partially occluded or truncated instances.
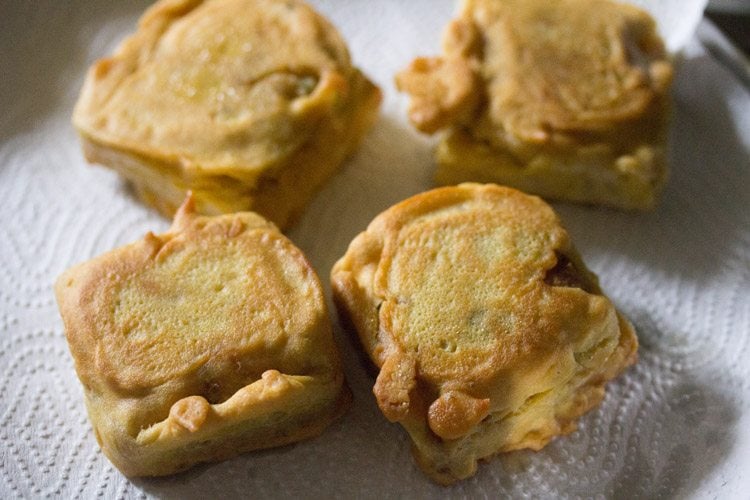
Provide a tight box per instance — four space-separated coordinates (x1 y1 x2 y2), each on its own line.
1 0 748 498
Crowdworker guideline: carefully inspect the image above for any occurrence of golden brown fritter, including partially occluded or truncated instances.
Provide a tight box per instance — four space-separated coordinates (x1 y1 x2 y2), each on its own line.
56 195 349 476
331 183 637 484
396 0 673 210
74 0 381 228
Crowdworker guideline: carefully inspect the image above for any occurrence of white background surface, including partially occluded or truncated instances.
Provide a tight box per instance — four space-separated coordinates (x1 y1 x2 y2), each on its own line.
1 0 748 498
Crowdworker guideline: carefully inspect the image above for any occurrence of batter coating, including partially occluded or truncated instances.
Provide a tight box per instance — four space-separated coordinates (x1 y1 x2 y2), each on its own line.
73 0 381 228
331 184 637 484
396 0 672 210
55 196 348 476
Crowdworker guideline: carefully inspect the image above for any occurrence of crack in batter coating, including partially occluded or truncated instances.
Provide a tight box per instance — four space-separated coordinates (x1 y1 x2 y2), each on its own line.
331 183 637 484
396 0 673 210
55 195 349 476
73 0 381 229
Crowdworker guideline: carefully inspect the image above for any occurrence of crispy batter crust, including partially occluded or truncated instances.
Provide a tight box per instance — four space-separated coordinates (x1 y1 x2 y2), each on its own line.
55 195 349 476
331 184 637 484
396 0 673 210
73 0 381 228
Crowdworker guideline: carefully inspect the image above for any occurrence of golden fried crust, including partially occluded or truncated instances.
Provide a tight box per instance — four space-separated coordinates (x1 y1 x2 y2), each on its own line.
73 0 381 228
55 195 348 477
394 56 479 135
395 0 673 210
331 184 637 484
469 0 671 140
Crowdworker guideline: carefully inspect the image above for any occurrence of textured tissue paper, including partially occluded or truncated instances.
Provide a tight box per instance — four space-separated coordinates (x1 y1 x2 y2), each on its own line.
1 0 749 498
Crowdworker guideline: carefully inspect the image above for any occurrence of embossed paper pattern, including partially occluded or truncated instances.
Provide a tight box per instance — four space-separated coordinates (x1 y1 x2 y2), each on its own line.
0 1 748 498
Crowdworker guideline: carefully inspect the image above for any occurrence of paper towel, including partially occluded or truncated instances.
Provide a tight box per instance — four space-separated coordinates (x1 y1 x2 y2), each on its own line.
1 0 748 498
